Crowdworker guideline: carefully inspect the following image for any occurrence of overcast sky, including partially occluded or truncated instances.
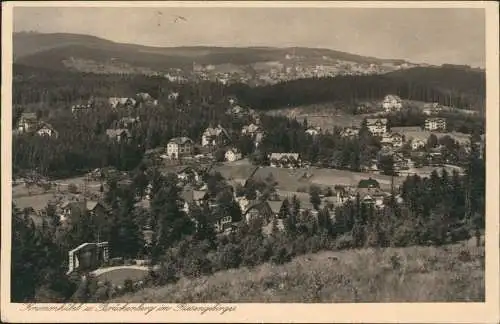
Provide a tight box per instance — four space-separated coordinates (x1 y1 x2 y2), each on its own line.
14 6 485 67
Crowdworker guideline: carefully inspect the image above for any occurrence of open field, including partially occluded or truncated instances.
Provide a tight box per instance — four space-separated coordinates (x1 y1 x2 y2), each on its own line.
12 175 103 212
111 240 484 303
214 163 405 192
264 103 374 130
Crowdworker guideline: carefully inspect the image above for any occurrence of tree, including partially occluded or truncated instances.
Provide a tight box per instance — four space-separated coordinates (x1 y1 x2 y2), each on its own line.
151 175 195 260
427 134 438 148
214 148 226 162
378 155 395 176
309 185 322 210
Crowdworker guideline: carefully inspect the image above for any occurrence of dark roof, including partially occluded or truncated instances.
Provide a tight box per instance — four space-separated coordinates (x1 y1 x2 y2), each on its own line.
358 178 380 189
168 137 193 145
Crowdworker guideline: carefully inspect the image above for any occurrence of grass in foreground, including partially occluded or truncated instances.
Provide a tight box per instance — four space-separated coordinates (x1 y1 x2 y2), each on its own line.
112 241 484 303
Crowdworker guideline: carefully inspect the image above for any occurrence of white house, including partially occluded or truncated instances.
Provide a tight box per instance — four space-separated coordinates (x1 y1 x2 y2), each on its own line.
167 137 194 159
366 118 388 136
305 127 321 136
241 123 261 135
35 123 58 138
71 104 92 114
424 118 447 132
225 148 242 162
108 97 137 109
382 95 403 112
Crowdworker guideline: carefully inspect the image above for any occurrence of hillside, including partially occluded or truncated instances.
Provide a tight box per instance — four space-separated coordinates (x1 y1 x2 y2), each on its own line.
13 32 416 74
111 241 484 303
228 66 486 112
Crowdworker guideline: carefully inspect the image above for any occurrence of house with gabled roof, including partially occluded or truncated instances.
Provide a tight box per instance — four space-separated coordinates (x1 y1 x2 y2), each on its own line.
366 118 388 136
382 94 403 112
35 122 59 138
167 137 194 159
225 147 242 162
201 125 230 147
17 112 38 133
106 129 131 142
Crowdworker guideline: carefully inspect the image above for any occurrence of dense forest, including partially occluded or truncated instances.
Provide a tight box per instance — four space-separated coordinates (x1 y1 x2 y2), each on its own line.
228 66 485 112
14 64 485 113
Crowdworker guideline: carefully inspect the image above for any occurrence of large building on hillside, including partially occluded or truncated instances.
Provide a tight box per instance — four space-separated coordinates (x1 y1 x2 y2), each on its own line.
167 137 194 159
424 118 447 132
382 95 403 112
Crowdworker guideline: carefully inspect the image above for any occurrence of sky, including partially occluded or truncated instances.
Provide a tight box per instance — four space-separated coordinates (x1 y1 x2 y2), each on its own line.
13 6 486 68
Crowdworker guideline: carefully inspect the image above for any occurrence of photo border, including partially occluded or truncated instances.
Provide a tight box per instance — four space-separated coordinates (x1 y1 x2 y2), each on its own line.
2 2 499 323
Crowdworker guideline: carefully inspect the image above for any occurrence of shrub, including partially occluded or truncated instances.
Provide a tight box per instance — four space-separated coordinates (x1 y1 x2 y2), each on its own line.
335 234 354 250
217 243 242 270
270 246 292 265
123 279 134 293
181 254 213 278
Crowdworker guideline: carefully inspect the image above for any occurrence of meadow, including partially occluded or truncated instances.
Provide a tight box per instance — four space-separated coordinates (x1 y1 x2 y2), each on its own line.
111 239 484 303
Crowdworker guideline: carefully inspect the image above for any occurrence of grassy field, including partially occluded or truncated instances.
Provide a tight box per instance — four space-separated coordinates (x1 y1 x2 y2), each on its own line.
94 268 150 286
214 163 405 192
264 103 375 130
12 175 103 212
111 240 484 303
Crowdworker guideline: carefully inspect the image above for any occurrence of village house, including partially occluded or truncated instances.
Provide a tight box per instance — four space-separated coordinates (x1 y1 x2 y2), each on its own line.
366 118 388 136
380 132 403 148
241 123 261 136
357 178 380 192
59 200 108 224
166 137 194 159
116 116 140 129
305 127 321 136
35 122 59 138
269 153 301 168
243 201 274 224
423 102 442 116
105 129 131 142
108 97 137 109
411 138 427 150
176 166 201 184
201 125 230 147
71 104 93 114
225 148 242 162
424 118 447 132
181 188 208 215
17 112 38 133
382 95 403 112
136 92 158 106
213 215 235 234
340 127 360 138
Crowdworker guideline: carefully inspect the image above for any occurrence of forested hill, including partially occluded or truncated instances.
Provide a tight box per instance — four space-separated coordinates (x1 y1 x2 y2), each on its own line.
13 63 485 113
227 66 486 112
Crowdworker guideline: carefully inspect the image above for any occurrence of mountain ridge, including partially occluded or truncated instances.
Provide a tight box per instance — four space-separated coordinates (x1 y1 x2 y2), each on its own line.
13 32 421 74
